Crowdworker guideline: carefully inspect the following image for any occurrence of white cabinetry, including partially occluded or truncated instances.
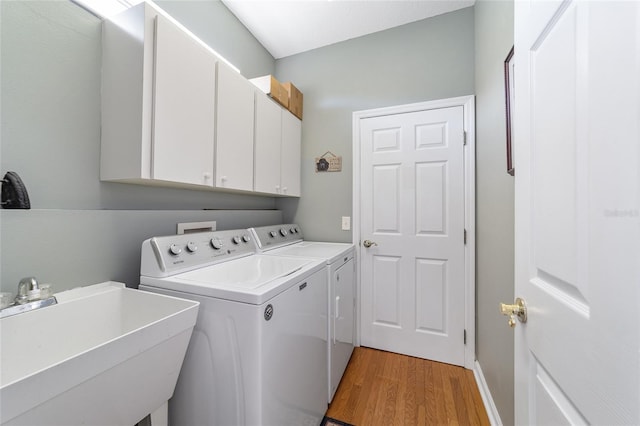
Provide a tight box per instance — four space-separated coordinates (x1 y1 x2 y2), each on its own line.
254 94 301 197
254 94 282 195
101 3 217 187
281 110 302 197
215 63 255 191
153 13 216 186
101 2 301 197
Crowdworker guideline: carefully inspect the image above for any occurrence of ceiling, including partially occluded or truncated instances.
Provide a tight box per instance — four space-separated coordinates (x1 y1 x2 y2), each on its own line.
221 0 475 59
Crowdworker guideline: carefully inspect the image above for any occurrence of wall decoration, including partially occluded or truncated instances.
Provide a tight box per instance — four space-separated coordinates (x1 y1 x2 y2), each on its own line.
315 151 342 172
504 45 515 176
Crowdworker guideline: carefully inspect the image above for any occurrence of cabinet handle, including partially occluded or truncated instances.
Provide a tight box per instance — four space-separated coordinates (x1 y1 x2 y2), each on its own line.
275 185 280 193
203 172 211 180
282 186 288 194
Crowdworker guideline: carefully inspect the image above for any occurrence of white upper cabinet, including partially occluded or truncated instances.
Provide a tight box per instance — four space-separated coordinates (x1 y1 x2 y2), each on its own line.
153 13 216 186
101 3 217 186
254 94 301 197
215 63 255 191
101 2 301 197
254 93 283 194
281 110 302 197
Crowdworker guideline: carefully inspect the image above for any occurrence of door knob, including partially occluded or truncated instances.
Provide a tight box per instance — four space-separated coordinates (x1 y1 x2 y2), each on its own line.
500 297 527 328
363 240 378 248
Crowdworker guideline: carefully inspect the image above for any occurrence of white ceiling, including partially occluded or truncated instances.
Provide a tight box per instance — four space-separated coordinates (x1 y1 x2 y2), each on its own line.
221 0 475 59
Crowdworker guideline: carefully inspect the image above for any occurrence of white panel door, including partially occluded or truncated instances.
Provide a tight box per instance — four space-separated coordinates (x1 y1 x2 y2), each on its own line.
152 14 216 186
281 111 301 197
360 106 465 365
216 62 255 191
254 94 282 195
514 1 640 424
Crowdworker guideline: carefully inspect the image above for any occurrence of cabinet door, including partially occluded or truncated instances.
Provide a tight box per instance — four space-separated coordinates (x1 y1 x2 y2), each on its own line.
215 63 255 191
281 111 302 197
254 94 282 194
152 14 216 186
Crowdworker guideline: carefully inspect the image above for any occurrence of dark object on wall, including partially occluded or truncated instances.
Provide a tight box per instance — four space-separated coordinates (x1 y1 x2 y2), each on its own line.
315 151 342 173
504 45 515 176
1 171 31 209
316 158 329 172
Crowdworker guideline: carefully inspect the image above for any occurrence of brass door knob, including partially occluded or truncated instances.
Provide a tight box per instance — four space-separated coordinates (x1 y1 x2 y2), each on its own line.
363 240 378 248
500 297 527 328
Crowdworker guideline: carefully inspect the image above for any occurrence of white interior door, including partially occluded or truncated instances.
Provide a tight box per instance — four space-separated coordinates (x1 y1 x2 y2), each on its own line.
514 1 640 424
359 106 466 365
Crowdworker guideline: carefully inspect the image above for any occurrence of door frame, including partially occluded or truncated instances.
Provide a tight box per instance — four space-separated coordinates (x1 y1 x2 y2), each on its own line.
352 95 476 369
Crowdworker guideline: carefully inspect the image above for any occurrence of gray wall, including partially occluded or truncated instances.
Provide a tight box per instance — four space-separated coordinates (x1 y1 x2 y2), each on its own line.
474 1 515 424
274 7 475 242
155 0 275 79
0 1 278 294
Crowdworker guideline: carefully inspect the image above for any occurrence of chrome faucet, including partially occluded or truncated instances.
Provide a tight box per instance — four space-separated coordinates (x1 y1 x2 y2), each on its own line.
15 276 39 304
0 277 57 319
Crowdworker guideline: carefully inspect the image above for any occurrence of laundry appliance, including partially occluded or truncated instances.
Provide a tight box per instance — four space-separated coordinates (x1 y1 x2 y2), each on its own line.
249 224 355 402
139 228 328 426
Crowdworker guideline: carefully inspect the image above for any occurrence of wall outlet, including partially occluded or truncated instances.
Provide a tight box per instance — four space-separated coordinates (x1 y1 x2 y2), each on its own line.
341 216 351 231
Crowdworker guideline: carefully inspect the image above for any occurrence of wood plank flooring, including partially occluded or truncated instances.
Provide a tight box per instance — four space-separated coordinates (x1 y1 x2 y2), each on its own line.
326 347 490 426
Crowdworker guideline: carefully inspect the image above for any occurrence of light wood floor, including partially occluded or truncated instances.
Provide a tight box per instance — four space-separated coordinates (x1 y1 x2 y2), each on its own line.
326 347 490 426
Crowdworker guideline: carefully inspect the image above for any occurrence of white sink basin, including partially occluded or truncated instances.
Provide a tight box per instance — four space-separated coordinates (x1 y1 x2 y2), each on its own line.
0 282 199 426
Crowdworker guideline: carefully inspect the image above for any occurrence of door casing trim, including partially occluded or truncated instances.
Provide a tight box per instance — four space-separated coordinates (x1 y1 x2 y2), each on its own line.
352 95 476 369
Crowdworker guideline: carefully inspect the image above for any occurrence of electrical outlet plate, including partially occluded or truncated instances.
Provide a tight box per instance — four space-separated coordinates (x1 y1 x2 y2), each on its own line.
341 216 351 231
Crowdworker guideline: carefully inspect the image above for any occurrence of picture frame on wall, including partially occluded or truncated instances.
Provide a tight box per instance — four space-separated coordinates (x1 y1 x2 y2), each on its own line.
504 46 515 176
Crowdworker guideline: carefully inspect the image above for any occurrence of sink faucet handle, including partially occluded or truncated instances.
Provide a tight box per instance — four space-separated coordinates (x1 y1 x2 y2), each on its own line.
16 277 39 304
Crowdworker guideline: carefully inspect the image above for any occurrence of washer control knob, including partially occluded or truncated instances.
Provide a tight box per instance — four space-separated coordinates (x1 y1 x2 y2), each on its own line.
169 244 182 256
242 235 251 243
279 228 288 237
290 227 297 234
232 236 241 244
186 241 198 252
210 238 224 250
269 231 277 238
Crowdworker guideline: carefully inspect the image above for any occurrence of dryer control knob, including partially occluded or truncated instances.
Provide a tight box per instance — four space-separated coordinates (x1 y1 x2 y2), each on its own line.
186 241 198 252
232 236 241 244
279 228 288 237
242 235 251 243
169 244 182 256
210 238 224 250
290 227 297 234
269 231 277 238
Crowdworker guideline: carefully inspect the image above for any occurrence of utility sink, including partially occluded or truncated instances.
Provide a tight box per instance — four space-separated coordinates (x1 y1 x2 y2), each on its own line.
0 282 199 426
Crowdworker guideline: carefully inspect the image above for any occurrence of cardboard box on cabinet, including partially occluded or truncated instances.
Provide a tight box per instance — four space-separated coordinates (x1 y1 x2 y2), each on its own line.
282 82 303 120
250 75 289 108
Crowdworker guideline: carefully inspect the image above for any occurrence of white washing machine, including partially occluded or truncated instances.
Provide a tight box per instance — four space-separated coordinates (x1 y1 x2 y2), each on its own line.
139 229 328 426
249 224 355 403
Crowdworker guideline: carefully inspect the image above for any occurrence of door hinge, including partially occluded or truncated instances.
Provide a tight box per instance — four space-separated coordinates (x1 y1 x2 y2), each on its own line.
464 329 467 345
463 131 467 145
464 229 467 245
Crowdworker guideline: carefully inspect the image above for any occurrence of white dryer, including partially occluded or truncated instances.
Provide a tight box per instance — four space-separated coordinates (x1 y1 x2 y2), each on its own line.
249 224 355 403
139 229 328 426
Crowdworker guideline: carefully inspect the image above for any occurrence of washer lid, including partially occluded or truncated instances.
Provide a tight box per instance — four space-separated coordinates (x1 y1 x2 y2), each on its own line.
177 255 312 288
265 241 354 264
140 254 325 305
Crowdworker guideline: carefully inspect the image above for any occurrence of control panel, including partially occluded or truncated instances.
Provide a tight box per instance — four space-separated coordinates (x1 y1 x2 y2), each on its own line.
141 229 255 277
249 224 304 250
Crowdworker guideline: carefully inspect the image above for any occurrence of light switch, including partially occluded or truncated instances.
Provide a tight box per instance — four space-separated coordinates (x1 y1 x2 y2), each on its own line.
341 216 351 231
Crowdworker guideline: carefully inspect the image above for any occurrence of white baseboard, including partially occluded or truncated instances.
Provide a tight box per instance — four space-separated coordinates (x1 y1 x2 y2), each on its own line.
473 361 503 426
